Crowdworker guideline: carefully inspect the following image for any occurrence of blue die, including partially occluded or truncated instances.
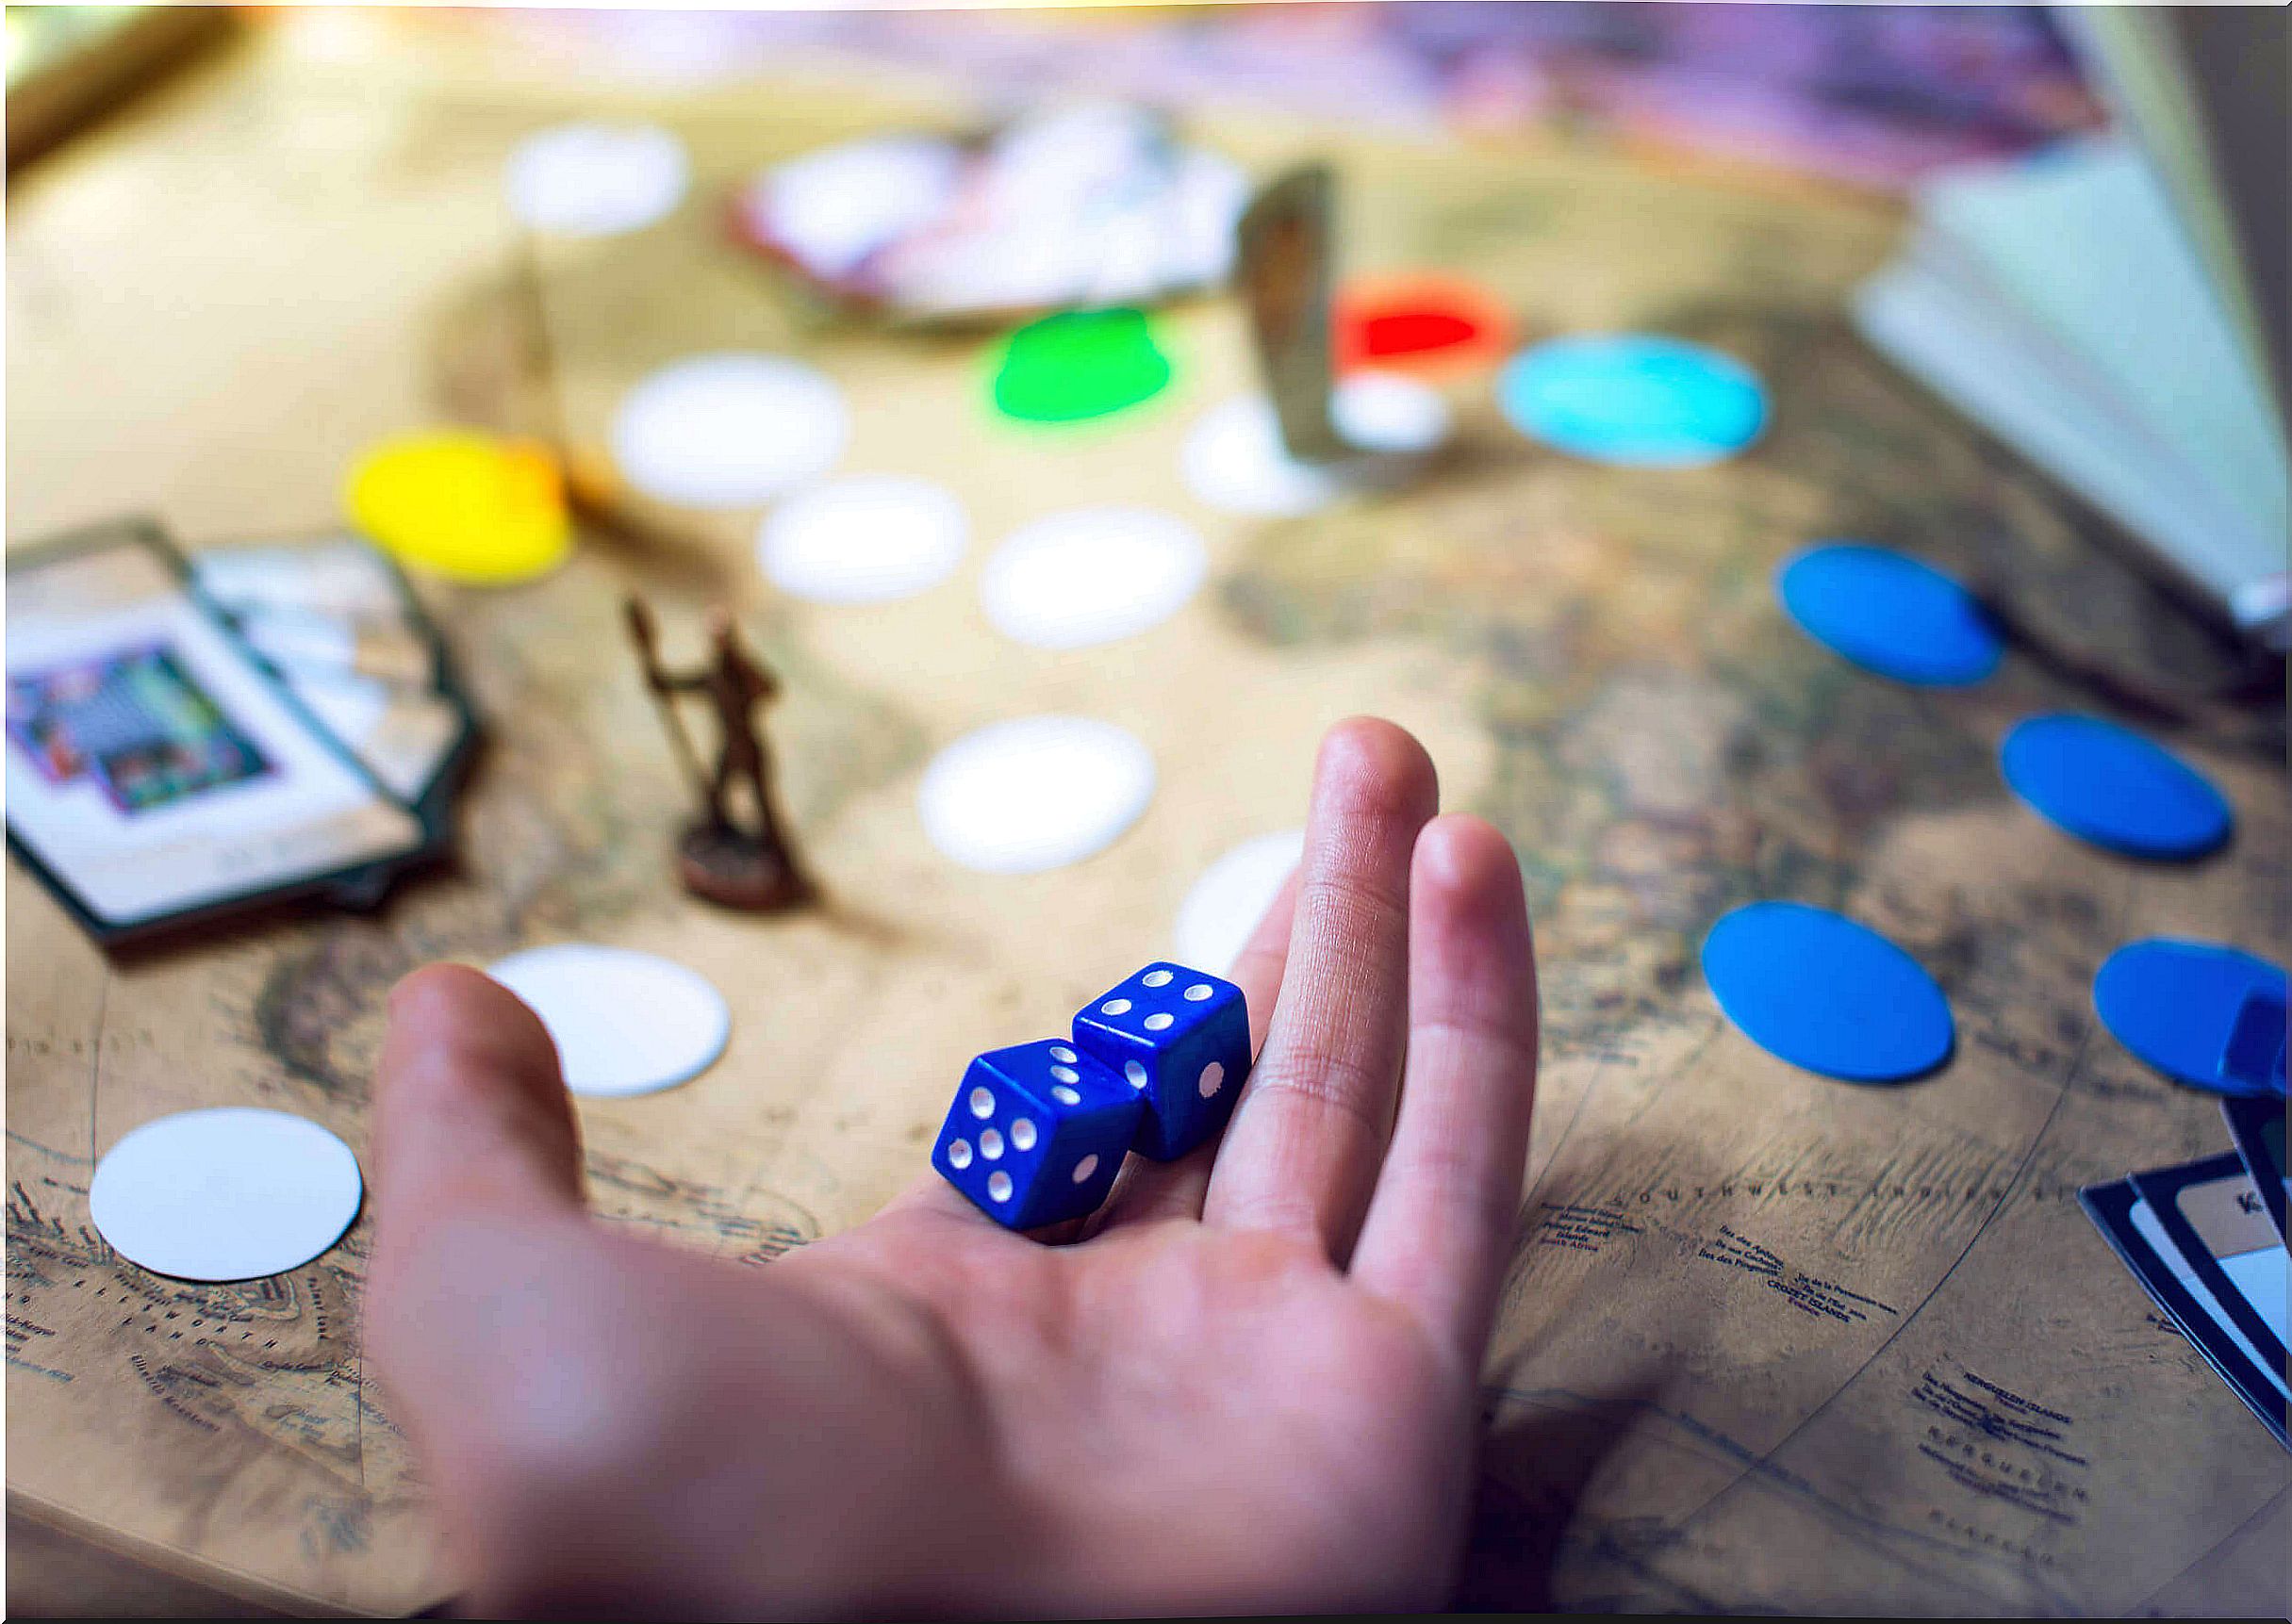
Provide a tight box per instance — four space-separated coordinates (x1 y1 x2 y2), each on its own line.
1072 962 1250 1160
932 1041 1143 1228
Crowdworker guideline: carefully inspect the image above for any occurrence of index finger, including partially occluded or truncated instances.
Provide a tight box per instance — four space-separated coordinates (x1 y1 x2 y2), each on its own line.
1093 859 1302 1227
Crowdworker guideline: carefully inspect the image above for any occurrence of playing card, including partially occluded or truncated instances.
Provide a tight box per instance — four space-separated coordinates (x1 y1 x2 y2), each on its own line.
190 533 479 827
2133 1154 2289 1383
2221 1093 2288 1243
6 520 429 943
2082 1160 2289 1452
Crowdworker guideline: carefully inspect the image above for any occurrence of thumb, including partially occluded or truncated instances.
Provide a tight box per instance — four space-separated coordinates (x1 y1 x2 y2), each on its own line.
372 963 586 1239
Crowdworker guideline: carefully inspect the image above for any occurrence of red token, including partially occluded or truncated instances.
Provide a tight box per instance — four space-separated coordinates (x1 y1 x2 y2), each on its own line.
1333 271 1514 379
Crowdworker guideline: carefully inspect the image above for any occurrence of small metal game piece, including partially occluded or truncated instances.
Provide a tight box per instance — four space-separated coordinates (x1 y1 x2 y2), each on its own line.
1235 163 1347 464
626 596 811 912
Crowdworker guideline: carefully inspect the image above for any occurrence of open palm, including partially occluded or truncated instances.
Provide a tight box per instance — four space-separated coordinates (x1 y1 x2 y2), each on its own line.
368 719 1540 1618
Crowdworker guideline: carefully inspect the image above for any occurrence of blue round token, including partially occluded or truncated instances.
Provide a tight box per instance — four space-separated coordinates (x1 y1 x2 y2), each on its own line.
1999 714 2232 860
2094 939 2287 1096
1496 335 1767 467
1777 544 2003 686
1701 902 1954 1082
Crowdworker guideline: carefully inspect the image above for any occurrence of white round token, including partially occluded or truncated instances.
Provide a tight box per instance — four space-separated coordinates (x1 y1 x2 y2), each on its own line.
758 476 967 604
488 944 731 1098
919 716 1156 874
1174 828 1307 972
981 507 1208 650
505 123 688 238
1180 373 1450 517
1334 370 1454 455
611 353 849 509
90 1108 363 1282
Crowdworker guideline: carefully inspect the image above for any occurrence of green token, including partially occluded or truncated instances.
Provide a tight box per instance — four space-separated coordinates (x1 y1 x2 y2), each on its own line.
992 308 1172 423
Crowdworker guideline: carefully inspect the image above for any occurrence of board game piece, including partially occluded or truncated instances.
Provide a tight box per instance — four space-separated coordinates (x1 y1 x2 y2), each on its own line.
980 506 1207 650
932 1040 1144 1228
504 121 687 238
1235 163 1347 463
2134 1154 2291 1386
1179 371 1450 516
346 430 571 584
628 599 810 911
2080 1171 2289 1450
487 943 731 1098
1999 714 2233 860
1072 961 1251 1160
90 1107 362 1282
610 353 848 508
2094 938 2288 1096
1334 270 1514 380
1173 828 1305 972
1701 901 1953 1082
917 715 1154 875
733 105 1245 321
2222 1092 2288 1241
757 475 968 605
991 308 1172 424
1777 543 2003 686
1497 334 1768 466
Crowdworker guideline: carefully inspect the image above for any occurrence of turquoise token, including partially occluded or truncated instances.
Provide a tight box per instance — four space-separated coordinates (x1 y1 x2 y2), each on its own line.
1496 334 1767 467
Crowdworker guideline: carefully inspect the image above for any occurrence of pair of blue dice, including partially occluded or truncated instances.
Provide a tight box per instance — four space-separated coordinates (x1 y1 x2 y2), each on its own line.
932 961 1250 1228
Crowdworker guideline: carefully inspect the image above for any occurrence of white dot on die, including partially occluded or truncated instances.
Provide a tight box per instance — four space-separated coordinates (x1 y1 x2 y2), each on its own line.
948 1139 974 1169
968 1086 995 1119
1071 1154 1099 1184
1145 1012 1174 1031
980 1128 1005 1160
1185 982 1213 1001
1102 998 1132 1015
1050 1064 1079 1083
1049 1044 1077 1063
988 1171 1014 1202
1125 1060 1147 1089
1199 1061 1225 1098
1053 1085 1081 1105
1142 970 1173 988
1011 1118 1037 1152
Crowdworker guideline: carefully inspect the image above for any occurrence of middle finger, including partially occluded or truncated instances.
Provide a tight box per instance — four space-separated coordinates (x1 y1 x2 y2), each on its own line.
1201 717 1437 1262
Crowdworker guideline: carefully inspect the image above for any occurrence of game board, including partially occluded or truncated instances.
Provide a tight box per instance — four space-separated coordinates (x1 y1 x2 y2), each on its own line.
7 17 2286 1616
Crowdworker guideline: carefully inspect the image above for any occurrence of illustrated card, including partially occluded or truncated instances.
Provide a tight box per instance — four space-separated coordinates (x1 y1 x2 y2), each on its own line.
2223 1093 2288 1241
6 521 428 941
8 644 272 812
2082 1165 2289 1451
190 533 478 818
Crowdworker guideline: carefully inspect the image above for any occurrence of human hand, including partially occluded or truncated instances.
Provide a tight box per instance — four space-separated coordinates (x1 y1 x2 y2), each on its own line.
367 717 1539 1618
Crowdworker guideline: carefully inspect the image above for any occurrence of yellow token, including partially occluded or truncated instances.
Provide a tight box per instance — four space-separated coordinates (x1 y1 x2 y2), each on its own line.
345 430 572 585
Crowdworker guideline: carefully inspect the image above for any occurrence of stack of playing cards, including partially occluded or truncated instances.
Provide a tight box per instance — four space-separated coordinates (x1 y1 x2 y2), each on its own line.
2082 1094 2290 1452
5 518 477 944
